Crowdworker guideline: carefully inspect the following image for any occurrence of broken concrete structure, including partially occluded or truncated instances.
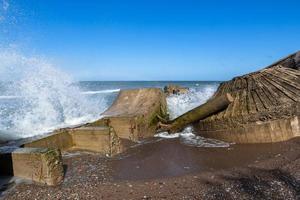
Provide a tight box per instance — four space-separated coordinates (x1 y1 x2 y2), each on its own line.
1 88 167 185
0 88 167 187
88 88 167 142
70 127 123 155
0 147 64 186
22 88 167 154
23 129 73 151
195 51 300 143
24 126 123 156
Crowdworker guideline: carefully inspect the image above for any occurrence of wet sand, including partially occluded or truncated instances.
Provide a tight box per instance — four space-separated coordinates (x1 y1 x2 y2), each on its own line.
110 138 290 180
1 137 300 199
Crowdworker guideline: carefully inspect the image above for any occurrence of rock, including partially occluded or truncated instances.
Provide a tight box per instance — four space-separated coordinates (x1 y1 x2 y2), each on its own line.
164 85 189 96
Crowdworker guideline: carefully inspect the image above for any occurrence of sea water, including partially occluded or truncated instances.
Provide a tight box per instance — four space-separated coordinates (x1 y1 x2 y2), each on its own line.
0 50 228 147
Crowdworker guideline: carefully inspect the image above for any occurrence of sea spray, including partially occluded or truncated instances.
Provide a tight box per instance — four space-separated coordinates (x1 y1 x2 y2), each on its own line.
166 85 218 119
157 85 230 147
0 49 110 138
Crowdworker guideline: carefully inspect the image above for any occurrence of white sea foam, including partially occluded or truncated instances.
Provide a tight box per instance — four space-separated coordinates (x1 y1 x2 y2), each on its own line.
154 126 195 139
0 49 110 138
157 86 230 148
155 126 230 148
0 95 21 99
154 132 180 138
81 89 120 95
0 89 121 99
179 127 230 148
166 86 217 120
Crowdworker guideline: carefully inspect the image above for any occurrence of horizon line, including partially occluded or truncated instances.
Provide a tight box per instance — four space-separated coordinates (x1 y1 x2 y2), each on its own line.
77 80 224 82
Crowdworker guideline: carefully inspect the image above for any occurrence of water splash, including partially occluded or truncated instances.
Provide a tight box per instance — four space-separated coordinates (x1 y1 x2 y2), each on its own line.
0 49 109 138
179 127 230 148
166 84 218 119
157 84 230 148
155 126 230 148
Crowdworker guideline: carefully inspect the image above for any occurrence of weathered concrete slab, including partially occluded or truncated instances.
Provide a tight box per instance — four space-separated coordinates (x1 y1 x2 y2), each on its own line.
23 126 125 156
24 129 73 151
89 88 167 142
1 148 64 186
196 116 300 144
196 52 300 143
69 127 123 156
3 126 126 186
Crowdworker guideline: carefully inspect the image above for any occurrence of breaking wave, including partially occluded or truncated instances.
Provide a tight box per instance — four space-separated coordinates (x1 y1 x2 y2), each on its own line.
0 89 121 99
0 49 110 139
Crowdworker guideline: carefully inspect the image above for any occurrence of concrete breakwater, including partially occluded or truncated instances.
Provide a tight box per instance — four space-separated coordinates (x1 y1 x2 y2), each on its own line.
1 88 167 185
196 51 300 143
1 51 300 186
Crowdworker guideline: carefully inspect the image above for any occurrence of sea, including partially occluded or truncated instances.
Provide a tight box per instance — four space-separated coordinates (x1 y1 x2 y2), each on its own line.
0 50 229 147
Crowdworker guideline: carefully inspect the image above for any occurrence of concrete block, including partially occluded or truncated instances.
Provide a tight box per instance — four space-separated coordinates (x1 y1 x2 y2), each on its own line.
197 117 300 144
24 129 73 150
22 126 126 156
70 126 123 156
89 88 167 142
1 148 64 186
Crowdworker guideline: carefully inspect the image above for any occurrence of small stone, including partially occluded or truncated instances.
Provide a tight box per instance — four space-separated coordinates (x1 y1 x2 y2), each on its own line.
164 85 189 96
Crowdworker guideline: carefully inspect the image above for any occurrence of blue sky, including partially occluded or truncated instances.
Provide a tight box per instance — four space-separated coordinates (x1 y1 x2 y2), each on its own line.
1 0 300 81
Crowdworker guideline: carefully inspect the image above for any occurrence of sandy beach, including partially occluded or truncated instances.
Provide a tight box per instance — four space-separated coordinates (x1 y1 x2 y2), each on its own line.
2 137 299 200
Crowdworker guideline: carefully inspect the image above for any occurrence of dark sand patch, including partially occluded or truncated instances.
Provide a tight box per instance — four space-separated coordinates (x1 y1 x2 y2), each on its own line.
109 138 289 180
